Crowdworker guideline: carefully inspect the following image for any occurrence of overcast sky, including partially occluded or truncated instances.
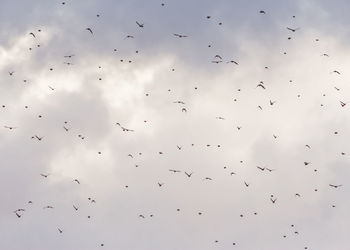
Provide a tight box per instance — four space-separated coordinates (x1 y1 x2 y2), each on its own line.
0 0 349 249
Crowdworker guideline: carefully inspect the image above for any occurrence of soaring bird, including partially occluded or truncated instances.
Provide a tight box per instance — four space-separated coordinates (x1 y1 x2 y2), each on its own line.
136 21 144 28
286 27 300 32
173 101 185 104
270 198 277 203
257 83 266 89
74 179 80 184
4 126 17 130
257 166 265 171
340 101 346 107
124 35 134 39
329 184 342 188
29 32 36 38
259 10 266 14
227 60 239 65
40 173 50 178
8 71 14 76
184 172 193 177
86 28 93 34
169 169 181 173
332 70 341 74
173 33 188 38
58 228 63 233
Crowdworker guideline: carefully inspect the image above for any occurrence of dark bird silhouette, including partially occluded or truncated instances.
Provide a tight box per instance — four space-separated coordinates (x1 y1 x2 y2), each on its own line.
259 10 266 14
4 126 17 130
340 101 346 107
227 60 239 65
332 70 341 74
176 145 182 150
86 28 93 34
173 101 185 104
8 71 14 76
74 179 80 184
40 173 50 178
244 181 250 187
58 228 63 233
270 198 277 203
257 166 265 171
73 205 79 211
257 83 265 89
29 32 36 38
184 172 193 177
286 27 300 32
329 184 342 188
169 169 181 173
173 33 188 38
136 21 144 28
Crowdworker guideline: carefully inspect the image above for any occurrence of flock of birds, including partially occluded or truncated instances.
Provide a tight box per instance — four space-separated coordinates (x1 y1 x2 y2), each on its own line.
2 1 349 250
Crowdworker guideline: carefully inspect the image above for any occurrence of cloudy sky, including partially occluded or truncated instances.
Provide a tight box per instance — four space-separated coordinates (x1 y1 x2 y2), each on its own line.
1 0 349 249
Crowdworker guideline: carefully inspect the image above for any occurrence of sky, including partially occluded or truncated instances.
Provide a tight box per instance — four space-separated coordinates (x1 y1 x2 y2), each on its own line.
0 0 349 249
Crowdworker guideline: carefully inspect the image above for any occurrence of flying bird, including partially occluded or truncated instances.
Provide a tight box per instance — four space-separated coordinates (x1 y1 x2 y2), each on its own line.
136 21 144 28
86 28 93 34
173 33 187 38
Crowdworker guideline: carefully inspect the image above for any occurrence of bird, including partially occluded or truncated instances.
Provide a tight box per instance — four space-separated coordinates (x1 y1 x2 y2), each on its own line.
227 60 239 65
270 198 277 203
332 70 341 74
15 212 21 218
73 205 79 211
266 168 275 172
305 144 311 149
176 145 182 150
244 181 250 187
173 101 185 104
340 101 346 107
216 116 225 120
157 182 164 187
329 184 342 188
40 173 50 178
257 166 265 171
182 108 187 112
58 228 63 233
257 83 265 89
173 33 188 38
4 126 17 130
136 21 144 28
86 28 93 34
184 172 193 177
29 32 36 38
286 27 300 32
124 35 134 39
214 55 222 60
64 54 75 58
169 169 181 173
204 177 213 181
259 10 266 14
8 71 14 76
73 179 80 184
63 126 69 131
43 205 54 209
211 60 222 64
269 100 276 105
